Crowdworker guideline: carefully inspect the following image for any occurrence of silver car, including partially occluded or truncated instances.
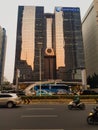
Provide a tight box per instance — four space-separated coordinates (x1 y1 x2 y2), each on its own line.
0 93 22 108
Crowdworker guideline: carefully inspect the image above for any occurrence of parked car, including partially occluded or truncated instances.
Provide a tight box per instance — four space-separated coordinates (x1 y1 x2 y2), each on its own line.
0 93 22 108
36 90 52 96
81 90 98 95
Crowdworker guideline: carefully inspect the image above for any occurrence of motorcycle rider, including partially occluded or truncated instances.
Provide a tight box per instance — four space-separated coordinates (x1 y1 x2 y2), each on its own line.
73 93 80 106
87 106 98 124
94 106 98 114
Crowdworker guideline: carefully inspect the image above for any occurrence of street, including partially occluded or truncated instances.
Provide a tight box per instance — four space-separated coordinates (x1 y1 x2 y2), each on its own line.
0 103 98 130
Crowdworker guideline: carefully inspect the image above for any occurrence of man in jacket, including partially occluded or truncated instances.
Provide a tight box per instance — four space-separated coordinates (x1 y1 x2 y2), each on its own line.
73 93 80 106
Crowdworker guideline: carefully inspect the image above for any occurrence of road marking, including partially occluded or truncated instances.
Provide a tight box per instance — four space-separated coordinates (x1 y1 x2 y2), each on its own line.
12 129 64 130
11 129 64 130
21 115 58 118
26 108 55 110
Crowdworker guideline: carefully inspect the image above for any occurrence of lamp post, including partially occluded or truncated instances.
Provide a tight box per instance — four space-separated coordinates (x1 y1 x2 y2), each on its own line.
37 42 43 96
16 69 20 92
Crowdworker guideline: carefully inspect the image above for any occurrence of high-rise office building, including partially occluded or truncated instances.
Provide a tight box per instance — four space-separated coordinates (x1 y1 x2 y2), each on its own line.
0 26 7 85
55 7 85 81
82 0 98 78
14 6 45 83
13 6 85 83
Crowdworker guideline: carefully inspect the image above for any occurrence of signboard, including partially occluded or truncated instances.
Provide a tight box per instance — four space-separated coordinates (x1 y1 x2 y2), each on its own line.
55 7 80 12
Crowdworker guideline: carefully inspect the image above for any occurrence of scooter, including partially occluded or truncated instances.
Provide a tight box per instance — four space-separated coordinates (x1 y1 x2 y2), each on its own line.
68 101 85 110
87 107 98 125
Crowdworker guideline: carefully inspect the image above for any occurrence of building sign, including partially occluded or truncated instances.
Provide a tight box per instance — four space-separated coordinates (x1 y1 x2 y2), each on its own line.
56 7 80 12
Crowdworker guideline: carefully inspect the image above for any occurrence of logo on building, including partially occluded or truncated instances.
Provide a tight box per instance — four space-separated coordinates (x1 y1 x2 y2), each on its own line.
45 48 55 56
55 7 80 12
55 7 62 12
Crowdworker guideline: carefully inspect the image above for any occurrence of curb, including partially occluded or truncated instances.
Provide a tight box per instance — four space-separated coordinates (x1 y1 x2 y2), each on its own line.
21 99 97 104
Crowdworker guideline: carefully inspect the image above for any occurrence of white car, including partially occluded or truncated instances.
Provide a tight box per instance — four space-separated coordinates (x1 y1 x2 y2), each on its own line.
0 93 22 108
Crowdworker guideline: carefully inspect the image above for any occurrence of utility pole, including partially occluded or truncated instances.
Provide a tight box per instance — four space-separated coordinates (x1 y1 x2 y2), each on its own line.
16 69 20 92
38 42 43 96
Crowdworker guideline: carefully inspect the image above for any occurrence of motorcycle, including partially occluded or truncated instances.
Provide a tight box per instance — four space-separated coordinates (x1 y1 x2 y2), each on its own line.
87 107 98 125
68 101 85 110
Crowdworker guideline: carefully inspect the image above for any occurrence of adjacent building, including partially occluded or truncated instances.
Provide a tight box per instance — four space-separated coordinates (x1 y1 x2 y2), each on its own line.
82 0 98 78
0 26 7 85
13 6 85 83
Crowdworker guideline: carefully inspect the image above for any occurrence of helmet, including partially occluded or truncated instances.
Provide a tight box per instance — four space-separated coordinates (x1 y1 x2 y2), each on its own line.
95 106 98 110
94 106 98 111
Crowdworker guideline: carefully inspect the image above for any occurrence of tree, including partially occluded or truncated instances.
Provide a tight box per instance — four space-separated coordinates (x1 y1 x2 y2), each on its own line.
87 73 98 88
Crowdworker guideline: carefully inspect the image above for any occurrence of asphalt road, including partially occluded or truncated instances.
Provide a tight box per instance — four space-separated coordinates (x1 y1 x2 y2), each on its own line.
0 103 98 130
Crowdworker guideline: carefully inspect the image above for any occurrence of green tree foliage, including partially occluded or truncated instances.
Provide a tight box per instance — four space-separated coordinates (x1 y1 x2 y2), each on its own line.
87 73 98 88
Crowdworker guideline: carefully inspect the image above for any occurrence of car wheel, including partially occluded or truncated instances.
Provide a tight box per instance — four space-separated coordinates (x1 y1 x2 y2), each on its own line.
7 102 14 108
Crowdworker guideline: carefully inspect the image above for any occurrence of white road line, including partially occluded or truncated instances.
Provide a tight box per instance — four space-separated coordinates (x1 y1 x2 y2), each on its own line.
26 108 55 110
11 129 64 130
21 115 58 118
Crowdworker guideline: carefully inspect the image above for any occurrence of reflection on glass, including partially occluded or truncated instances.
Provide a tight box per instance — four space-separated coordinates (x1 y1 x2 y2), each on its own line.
21 6 35 70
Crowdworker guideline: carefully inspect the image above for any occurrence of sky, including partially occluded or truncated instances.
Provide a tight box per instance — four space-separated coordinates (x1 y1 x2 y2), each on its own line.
0 0 93 83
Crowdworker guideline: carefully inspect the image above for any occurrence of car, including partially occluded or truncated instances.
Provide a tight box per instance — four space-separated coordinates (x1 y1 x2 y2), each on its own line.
36 90 52 96
1 89 26 96
0 93 22 108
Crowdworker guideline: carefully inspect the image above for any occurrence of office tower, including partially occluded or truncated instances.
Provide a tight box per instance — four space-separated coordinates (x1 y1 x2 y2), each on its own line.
14 6 85 83
82 0 98 78
55 7 85 81
14 6 45 83
54 7 65 80
0 26 7 85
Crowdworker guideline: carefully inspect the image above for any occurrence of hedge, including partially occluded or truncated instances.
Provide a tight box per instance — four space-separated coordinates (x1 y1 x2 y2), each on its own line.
21 95 98 100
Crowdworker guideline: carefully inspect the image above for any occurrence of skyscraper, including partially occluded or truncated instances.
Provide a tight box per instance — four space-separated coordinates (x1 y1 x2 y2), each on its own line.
82 0 98 78
14 6 45 83
55 7 85 81
13 6 85 83
0 26 7 85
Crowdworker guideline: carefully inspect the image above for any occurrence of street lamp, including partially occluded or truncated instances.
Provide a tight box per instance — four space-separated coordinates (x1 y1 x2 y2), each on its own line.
37 42 43 96
16 69 20 92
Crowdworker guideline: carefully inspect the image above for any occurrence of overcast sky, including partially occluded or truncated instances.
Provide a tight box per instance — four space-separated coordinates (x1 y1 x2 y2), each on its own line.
0 0 93 82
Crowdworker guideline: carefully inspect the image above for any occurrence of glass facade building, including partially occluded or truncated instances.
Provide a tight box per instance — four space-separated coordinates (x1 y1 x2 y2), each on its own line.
63 7 85 80
13 6 85 83
55 7 85 81
14 6 45 83
0 26 7 85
